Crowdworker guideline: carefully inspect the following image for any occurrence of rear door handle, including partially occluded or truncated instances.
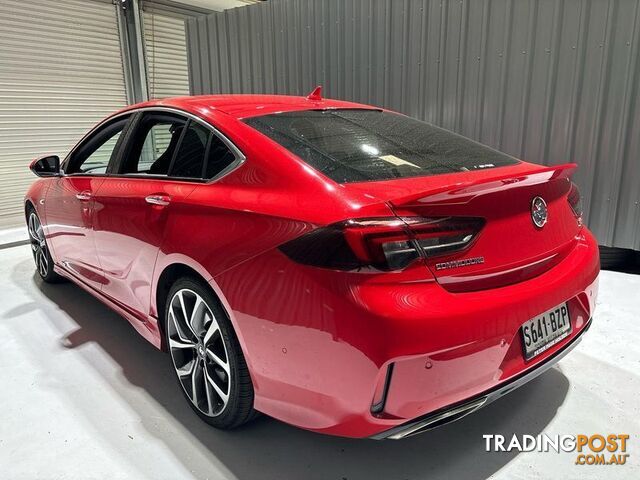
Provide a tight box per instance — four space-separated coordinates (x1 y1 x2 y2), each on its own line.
145 194 171 206
76 190 92 201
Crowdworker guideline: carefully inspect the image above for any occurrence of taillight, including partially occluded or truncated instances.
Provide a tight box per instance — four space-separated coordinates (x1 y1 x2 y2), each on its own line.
404 217 485 257
279 216 485 271
568 182 583 222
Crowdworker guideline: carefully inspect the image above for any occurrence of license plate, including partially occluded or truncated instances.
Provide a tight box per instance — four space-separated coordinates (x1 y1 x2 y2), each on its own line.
521 302 572 360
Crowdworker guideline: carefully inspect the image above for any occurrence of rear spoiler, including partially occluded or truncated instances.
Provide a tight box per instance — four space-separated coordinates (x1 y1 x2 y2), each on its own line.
391 163 577 207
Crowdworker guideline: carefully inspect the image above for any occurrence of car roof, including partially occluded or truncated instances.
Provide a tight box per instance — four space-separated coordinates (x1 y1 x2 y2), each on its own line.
123 94 379 119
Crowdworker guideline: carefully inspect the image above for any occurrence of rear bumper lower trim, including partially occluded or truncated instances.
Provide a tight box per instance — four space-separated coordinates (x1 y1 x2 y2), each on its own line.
371 317 592 440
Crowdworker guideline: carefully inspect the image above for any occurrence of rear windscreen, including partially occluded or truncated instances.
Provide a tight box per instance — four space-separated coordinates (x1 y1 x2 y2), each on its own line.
244 109 520 183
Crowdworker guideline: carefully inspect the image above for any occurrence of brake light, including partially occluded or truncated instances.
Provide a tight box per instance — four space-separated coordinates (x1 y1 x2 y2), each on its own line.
568 182 583 222
404 217 485 257
279 216 485 271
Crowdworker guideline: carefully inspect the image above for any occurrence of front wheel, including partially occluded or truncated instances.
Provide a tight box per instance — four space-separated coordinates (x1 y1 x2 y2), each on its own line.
27 210 63 283
165 277 257 429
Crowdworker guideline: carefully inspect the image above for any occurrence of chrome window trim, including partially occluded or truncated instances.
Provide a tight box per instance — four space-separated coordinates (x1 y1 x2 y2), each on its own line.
61 106 246 184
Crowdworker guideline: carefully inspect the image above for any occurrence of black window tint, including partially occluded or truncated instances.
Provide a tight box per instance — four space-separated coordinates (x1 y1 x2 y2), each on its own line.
170 121 209 178
244 110 520 183
204 135 236 179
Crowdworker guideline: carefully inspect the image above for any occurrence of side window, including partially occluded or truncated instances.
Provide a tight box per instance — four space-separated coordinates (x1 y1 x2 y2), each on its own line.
139 123 175 172
155 119 237 180
117 111 238 180
204 134 236 180
121 113 186 175
66 117 129 174
170 122 210 178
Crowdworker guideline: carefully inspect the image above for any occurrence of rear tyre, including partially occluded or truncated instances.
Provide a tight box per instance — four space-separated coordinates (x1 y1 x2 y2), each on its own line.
27 209 64 283
164 277 257 429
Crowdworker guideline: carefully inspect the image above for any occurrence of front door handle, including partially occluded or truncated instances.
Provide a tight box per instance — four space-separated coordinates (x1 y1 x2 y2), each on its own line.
76 190 92 201
145 194 171 206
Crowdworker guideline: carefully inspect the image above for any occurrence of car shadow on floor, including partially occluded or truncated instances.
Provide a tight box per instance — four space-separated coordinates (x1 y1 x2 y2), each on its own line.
30 266 570 480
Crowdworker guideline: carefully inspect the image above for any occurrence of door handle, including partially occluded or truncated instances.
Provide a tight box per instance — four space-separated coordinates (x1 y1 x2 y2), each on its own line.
145 194 171 206
76 190 92 201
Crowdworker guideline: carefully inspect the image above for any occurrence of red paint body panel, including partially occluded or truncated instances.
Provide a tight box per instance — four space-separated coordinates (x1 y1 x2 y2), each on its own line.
212 229 598 437
24 95 600 438
45 176 107 289
92 177 198 319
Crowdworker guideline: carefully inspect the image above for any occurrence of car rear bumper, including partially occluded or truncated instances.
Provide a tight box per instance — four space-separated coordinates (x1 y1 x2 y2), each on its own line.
214 228 600 438
371 316 592 439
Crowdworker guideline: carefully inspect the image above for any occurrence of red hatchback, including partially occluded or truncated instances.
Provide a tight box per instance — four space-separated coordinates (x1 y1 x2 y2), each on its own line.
25 92 599 439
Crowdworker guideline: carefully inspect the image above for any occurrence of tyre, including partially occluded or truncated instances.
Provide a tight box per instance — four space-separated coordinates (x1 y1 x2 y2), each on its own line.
164 277 257 429
27 208 64 283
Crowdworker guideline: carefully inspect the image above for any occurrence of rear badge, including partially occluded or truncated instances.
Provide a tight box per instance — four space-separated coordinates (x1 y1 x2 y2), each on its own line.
435 256 485 271
531 196 548 228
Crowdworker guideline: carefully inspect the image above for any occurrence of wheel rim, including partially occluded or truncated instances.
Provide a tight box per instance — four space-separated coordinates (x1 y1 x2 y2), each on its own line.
28 212 49 278
167 288 231 417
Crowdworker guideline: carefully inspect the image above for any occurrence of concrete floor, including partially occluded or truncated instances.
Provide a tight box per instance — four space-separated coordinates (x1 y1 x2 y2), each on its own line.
0 244 638 480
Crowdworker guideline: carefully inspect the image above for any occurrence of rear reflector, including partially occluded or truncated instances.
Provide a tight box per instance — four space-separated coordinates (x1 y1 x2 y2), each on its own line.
279 216 485 271
371 363 394 414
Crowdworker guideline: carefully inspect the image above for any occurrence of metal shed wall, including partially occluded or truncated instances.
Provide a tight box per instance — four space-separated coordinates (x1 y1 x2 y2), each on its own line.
186 0 640 250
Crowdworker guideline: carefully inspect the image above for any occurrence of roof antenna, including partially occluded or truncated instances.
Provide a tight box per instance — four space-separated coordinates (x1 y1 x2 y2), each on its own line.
306 85 322 101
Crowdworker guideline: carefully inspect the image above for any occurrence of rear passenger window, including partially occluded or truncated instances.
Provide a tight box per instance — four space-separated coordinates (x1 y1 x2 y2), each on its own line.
119 111 237 180
121 113 186 176
170 122 209 178
138 122 178 174
204 135 237 179
169 122 237 180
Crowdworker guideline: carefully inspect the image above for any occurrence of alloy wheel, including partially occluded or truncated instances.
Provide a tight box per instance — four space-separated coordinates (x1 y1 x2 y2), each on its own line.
167 288 231 417
28 212 49 278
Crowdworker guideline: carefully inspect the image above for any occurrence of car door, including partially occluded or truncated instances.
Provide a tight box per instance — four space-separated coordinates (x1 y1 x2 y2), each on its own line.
91 110 212 320
45 115 131 290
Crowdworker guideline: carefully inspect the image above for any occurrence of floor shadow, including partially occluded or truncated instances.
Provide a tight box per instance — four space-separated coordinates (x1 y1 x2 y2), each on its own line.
24 261 570 480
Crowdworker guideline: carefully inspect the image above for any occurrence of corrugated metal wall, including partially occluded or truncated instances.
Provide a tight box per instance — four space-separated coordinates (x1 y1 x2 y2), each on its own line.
186 0 640 250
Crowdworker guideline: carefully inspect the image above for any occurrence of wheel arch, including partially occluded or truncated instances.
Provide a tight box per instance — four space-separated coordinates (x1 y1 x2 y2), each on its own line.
153 260 247 360
155 263 206 351
25 199 36 215
24 178 52 222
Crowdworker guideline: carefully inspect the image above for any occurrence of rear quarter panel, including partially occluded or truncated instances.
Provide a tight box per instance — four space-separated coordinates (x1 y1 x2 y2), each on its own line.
150 113 398 318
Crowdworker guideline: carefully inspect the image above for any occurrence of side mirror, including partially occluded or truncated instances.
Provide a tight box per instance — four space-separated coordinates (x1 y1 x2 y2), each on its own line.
30 155 61 177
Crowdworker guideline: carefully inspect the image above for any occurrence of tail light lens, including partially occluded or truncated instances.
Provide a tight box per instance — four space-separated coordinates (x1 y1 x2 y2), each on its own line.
405 217 485 257
568 182 583 222
279 216 485 271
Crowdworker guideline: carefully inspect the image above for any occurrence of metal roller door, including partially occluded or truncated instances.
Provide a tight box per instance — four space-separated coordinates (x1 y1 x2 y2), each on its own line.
0 0 128 228
142 6 191 99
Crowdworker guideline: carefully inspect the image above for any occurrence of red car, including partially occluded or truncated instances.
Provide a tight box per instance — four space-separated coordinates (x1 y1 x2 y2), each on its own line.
25 90 599 439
